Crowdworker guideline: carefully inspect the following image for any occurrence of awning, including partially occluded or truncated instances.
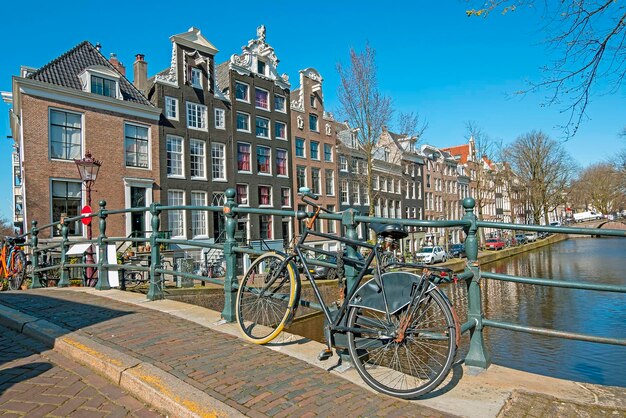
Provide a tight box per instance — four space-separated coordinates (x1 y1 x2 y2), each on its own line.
66 243 92 256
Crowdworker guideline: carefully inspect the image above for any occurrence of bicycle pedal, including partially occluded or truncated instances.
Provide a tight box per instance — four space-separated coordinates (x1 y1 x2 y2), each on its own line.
318 348 333 361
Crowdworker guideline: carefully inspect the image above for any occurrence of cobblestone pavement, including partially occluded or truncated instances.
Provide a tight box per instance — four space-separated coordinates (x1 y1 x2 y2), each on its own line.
0 290 452 418
0 324 163 417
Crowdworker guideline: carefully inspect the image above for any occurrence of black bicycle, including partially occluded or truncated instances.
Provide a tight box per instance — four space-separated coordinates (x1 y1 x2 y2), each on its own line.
236 188 460 399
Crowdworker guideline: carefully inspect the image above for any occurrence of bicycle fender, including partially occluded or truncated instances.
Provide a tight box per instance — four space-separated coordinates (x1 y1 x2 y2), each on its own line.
285 260 301 325
349 271 433 315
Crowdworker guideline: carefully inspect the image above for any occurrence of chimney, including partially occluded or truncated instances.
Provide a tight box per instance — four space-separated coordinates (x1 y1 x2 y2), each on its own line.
133 54 148 95
109 53 126 76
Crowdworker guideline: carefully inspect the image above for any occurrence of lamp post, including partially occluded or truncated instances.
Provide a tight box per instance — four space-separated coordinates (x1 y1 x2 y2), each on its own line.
74 151 101 286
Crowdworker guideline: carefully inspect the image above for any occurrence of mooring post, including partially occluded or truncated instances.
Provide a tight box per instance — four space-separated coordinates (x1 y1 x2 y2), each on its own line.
147 203 163 301
95 200 110 290
462 197 491 369
221 188 238 322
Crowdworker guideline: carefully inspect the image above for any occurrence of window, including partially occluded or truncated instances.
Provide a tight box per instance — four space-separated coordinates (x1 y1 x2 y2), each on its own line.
235 82 249 102
351 158 358 174
166 135 183 177
165 97 178 120
257 60 267 75
13 166 21 187
340 180 349 204
186 102 207 130
256 117 270 138
363 186 369 205
236 184 249 205
191 191 208 237
351 181 360 204
236 112 250 132
309 114 318 132
281 187 291 207
257 146 271 174
190 139 206 179
237 143 251 172
260 215 272 239
295 137 305 158
310 94 316 108
91 75 116 98
50 109 82 160
296 166 306 189
275 121 287 140
327 205 336 234
255 88 269 110
259 186 272 206
324 144 333 162
212 143 226 181
274 94 286 112
310 141 320 160
384 147 390 162
373 175 379 190
51 180 82 236
276 149 288 176
325 169 335 196
190 67 202 88
311 168 321 194
125 123 149 168
168 190 185 238
339 157 350 173
214 108 225 129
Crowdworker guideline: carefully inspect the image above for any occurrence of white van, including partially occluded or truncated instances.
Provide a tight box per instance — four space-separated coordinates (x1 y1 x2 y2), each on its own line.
573 211 603 223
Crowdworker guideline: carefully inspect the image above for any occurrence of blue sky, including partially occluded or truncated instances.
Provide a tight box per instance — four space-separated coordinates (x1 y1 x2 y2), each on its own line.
1 1 624 221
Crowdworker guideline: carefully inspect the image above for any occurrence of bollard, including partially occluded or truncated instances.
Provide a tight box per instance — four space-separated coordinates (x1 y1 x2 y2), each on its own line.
147 203 163 301
95 200 110 290
29 221 41 289
462 197 491 369
58 220 70 287
341 209 360 291
221 188 238 322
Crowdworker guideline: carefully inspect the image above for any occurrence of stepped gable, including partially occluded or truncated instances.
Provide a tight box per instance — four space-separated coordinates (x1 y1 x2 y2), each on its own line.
28 41 153 106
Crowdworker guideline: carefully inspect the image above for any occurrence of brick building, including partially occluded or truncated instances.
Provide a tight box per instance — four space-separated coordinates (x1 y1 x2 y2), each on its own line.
8 41 161 239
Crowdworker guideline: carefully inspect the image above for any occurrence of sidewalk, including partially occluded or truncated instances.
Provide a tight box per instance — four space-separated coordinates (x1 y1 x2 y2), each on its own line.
0 288 624 418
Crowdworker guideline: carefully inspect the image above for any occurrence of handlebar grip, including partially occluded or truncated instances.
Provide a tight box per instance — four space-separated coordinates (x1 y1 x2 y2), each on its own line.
298 187 319 201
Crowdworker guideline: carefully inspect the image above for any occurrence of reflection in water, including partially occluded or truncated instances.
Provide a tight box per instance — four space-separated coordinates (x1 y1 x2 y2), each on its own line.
290 238 626 387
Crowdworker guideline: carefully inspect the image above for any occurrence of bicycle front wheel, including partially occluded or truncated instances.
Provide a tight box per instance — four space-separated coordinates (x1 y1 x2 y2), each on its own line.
346 286 456 399
236 252 298 344
8 251 27 290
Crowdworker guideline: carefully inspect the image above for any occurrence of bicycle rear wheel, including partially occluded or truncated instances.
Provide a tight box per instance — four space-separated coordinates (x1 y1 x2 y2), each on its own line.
236 252 298 344
346 286 456 399
8 251 26 290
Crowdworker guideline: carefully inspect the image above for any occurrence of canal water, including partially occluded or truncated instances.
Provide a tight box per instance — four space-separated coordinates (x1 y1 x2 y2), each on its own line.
288 237 626 387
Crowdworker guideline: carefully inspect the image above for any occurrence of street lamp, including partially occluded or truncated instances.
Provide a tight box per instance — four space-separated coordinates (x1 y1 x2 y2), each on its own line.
74 151 101 286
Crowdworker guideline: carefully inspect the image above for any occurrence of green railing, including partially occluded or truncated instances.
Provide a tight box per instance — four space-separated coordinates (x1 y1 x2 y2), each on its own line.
19 190 626 370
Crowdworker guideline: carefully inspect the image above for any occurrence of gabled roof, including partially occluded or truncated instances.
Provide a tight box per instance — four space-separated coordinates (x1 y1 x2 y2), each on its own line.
170 27 218 56
442 144 471 163
28 41 152 106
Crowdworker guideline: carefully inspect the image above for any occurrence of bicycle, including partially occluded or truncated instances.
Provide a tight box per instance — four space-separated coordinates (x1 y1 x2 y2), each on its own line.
0 236 28 291
236 188 460 399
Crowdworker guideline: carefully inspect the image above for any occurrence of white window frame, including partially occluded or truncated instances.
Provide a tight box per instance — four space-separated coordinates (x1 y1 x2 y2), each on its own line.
280 187 291 208
258 185 273 207
325 169 335 196
167 190 186 238
295 137 306 158
186 102 208 131
340 180 349 205
255 116 270 139
190 67 202 88
339 155 348 172
255 87 270 111
236 184 249 206
310 141 320 161
257 145 272 176
275 121 287 140
165 96 178 121
211 142 227 181
189 138 206 180
49 108 83 162
214 108 225 130
191 191 208 238
166 135 184 179
124 122 150 169
236 112 251 133
276 148 288 177
235 81 250 103
274 94 286 113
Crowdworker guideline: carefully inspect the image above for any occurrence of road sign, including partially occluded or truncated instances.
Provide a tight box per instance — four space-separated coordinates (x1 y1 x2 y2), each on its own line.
81 205 92 225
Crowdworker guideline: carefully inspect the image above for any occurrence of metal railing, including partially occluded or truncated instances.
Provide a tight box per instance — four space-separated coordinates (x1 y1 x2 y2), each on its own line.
18 191 626 370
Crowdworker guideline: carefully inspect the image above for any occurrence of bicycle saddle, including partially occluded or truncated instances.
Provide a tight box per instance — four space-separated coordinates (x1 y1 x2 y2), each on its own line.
369 223 408 240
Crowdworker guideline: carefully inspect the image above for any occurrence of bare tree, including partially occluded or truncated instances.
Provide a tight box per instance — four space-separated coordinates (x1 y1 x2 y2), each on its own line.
571 163 626 214
502 130 575 224
337 44 393 216
466 1 626 137
0 218 17 238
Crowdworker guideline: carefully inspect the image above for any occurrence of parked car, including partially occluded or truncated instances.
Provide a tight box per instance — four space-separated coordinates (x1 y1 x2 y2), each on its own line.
485 238 505 250
310 251 367 280
414 246 447 264
448 243 466 258
525 232 538 242
515 234 527 245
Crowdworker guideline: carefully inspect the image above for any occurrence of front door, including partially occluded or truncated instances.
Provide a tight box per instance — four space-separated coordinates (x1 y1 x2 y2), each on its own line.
130 187 146 241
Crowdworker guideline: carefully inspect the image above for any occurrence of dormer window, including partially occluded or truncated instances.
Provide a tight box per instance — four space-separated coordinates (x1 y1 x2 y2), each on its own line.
79 66 121 100
91 75 116 98
257 60 267 75
190 67 202 88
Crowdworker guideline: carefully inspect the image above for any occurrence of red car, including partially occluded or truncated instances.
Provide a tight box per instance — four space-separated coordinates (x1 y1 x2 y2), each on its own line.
485 238 505 250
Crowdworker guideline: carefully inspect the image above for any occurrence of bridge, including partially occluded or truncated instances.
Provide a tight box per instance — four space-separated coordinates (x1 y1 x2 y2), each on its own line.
1 192 625 417
574 218 626 230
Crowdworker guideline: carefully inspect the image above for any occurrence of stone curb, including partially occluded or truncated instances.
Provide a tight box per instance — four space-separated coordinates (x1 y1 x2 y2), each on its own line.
0 304 243 418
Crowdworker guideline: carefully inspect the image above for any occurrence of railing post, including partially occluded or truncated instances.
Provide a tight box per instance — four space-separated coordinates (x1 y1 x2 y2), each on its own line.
95 200 110 290
341 209 360 291
58 220 70 287
147 203 163 301
29 221 41 289
221 188 238 322
462 197 491 369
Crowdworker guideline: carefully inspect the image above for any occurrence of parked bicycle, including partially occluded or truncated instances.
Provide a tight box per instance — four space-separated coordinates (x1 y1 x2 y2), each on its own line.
236 188 460 399
0 236 28 291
